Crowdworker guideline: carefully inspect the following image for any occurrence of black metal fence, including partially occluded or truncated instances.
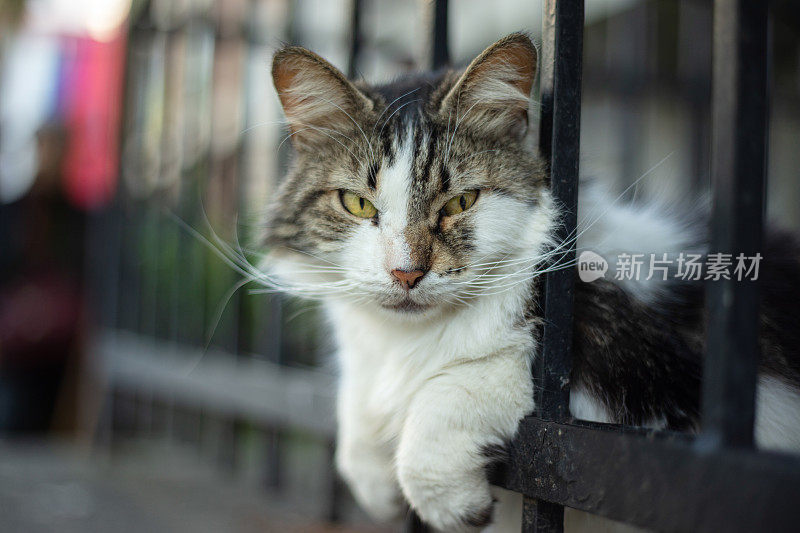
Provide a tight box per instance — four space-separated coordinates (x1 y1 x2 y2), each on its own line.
484 1 800 532
92 0 800 531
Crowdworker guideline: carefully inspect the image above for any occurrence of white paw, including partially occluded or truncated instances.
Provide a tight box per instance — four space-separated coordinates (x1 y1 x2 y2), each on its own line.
397 458 495 532
336 447 403 522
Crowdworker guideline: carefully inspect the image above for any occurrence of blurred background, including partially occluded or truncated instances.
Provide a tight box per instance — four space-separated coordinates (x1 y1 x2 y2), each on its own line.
0 0 798 531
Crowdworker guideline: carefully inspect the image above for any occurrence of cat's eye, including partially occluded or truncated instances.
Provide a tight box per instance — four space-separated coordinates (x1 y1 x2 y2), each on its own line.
340 191 377 218
442 191 478 217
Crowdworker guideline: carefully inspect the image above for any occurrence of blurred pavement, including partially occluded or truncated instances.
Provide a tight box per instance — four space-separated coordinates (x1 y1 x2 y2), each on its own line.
0 440 390 533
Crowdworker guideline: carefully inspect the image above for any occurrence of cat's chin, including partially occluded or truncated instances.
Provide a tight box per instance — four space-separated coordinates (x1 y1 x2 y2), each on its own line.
380 298 434 314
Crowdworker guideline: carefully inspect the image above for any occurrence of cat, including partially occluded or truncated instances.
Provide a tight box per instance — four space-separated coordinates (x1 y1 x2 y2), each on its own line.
261 33 800 531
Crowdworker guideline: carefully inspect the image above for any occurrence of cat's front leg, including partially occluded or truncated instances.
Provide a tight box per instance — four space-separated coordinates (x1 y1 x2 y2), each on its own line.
396 349 534 532
335 381 403 523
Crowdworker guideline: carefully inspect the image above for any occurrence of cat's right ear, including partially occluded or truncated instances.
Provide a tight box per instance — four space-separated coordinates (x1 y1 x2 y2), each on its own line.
438 33 537 139
272 46 372 150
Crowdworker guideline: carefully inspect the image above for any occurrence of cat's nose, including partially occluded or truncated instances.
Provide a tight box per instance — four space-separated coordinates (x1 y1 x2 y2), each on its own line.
391 269 426 290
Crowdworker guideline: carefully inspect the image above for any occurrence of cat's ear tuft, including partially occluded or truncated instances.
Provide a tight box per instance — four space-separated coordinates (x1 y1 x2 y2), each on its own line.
272 46 372 149
439 32 537 139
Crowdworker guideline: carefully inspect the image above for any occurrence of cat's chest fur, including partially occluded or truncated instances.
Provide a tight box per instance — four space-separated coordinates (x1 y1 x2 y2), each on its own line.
326 285 536 439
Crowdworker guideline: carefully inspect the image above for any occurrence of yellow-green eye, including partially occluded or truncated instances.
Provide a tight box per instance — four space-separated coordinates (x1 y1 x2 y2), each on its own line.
442 191 478 217
340 191 377 218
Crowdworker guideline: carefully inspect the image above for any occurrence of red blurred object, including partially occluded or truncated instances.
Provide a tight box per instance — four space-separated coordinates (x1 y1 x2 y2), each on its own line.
0 273 83 365
60 28 127 210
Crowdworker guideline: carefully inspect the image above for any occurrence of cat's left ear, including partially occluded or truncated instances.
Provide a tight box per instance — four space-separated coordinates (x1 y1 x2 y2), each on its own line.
438 32 537 139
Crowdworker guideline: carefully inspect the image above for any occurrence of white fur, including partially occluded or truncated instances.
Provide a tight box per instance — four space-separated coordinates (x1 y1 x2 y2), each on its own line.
375 128 414 270
331 277 536 530
577 183 705 304
569 386 614 424
755 375 800 452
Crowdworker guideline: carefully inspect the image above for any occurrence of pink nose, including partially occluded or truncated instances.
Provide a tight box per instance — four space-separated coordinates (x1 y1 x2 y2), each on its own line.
391 269 426 290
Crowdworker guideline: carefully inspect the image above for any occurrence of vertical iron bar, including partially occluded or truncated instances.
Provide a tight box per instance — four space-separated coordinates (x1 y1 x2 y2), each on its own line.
526 1 584 532
525 499 566 532
538 0 584 438
702 0 768 449
613 3 648 196
537 0 555 160
431 0 450 69
347 0 363 79
678 0 712 190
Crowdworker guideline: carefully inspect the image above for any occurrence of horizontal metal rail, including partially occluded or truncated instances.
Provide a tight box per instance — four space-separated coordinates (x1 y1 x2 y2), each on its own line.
97 330 337 436
493 417 800 533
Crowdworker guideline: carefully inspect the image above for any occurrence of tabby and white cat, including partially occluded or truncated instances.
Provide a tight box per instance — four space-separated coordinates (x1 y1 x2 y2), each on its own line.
263 33 800 531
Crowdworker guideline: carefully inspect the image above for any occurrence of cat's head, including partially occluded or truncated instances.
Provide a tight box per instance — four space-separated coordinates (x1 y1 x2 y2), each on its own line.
263 33 555 317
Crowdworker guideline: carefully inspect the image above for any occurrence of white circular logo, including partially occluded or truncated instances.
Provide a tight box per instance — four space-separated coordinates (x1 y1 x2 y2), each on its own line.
578 251 608 282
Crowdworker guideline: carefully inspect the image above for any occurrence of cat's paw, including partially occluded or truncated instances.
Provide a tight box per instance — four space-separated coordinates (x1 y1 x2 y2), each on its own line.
336 447 403 522
397 459 495 532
